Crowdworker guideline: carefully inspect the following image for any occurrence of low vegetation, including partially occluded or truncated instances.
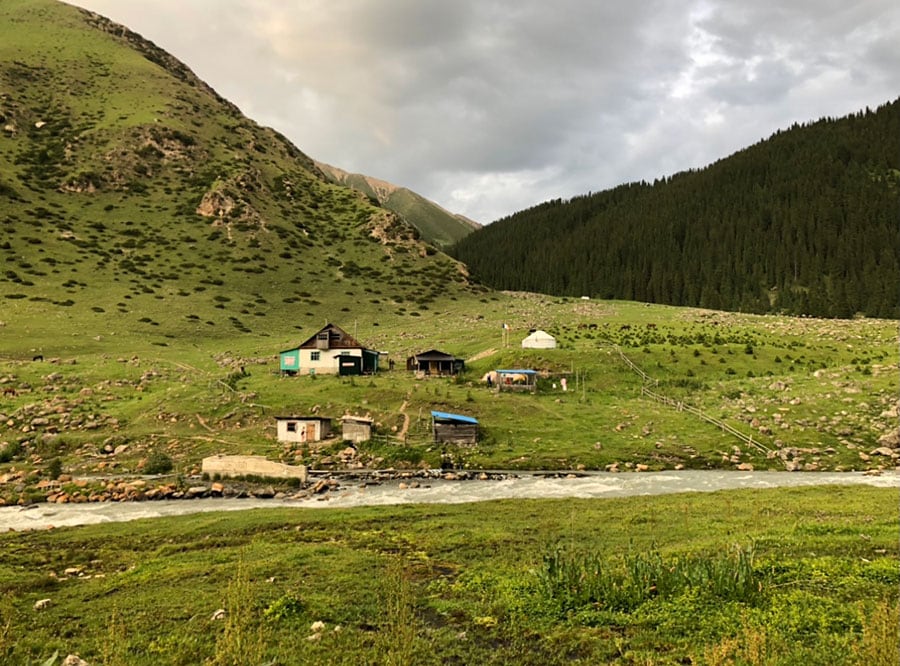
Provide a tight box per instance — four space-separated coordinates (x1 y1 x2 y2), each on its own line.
0 486 896 664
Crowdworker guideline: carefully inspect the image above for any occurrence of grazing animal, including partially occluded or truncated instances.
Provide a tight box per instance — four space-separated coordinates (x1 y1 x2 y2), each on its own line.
32 354 43 362
1 387 16 397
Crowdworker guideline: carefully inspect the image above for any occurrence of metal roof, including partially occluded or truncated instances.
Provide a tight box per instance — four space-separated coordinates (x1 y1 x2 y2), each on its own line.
430 410 479 425
496 369 538 374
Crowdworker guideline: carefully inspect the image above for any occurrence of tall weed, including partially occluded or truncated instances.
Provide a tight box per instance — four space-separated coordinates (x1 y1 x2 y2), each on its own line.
537 543 761 615
207 553 265 666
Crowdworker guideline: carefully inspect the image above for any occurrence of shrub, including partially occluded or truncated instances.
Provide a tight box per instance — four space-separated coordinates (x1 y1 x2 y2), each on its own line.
144 450 174 474
536 543 761 616
0 440 21 463
46 457 63 480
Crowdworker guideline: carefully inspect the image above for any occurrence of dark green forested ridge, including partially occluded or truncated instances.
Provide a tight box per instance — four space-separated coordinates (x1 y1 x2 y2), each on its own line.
451 99 900 318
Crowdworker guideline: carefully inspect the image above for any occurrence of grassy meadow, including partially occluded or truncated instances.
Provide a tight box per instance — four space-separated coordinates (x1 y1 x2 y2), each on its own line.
0 485 897 665
1 290 897 499
1 0 897 489
0 3 897 664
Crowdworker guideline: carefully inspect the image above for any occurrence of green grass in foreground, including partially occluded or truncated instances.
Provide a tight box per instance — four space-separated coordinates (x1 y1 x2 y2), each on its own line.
0 485 897 664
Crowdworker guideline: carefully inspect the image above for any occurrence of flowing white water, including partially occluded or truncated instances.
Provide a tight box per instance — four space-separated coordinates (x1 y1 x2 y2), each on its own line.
2 470 897 532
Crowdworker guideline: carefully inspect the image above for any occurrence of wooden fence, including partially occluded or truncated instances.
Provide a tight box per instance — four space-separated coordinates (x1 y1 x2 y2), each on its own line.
606 343 772 457
639 385 770 456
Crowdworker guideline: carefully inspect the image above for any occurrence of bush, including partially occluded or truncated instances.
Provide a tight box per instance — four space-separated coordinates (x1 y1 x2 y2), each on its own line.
46 457 63 480
144 450 174 474
0 440 21 463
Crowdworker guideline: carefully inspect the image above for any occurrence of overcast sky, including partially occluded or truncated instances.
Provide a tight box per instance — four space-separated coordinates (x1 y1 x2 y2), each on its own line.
70 0 900 224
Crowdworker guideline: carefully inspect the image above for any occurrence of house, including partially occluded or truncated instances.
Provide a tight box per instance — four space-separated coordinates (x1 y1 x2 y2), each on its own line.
279 323 379 376
275 416 333 443
431 410 478 445
406 349 465 376
342 415 374 444
521 330 557 349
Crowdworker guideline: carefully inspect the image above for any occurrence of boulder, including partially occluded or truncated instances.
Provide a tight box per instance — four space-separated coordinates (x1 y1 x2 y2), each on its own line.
62 656 89 666
877 429 900 449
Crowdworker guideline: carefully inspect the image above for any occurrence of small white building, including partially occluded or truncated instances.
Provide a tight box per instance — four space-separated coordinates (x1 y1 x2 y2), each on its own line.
521 330 557 349
276 416 333 443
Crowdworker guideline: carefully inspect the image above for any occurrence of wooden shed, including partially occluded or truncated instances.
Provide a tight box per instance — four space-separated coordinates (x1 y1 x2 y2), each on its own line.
275 416 333 443
431 410 479 446
342 415 374 444
406 349 465 376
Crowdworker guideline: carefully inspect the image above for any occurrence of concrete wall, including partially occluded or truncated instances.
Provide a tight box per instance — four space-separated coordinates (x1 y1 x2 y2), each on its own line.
201 455 308 483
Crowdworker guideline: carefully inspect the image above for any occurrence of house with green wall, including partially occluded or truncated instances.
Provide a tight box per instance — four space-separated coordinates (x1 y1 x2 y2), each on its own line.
280 323 379 376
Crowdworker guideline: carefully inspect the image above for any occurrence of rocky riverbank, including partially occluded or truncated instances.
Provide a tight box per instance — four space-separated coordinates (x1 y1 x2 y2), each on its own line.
0 467 521 507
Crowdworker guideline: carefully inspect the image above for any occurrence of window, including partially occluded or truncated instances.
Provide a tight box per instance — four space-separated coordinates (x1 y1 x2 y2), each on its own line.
286 422 297 432
310 351 320 361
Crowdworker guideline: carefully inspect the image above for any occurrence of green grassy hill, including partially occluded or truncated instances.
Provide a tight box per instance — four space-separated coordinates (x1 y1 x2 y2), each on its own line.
0 0 897 497
0 0 473 352
316 161 480 249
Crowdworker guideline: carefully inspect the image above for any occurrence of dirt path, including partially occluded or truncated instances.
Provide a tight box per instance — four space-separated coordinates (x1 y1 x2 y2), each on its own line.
467 348 497 363
397 398 410 439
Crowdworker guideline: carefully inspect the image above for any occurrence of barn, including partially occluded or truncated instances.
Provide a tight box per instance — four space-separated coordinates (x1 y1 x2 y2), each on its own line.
521 330 557 349
431 410 479 446
406 349 465 376
275 416 333 443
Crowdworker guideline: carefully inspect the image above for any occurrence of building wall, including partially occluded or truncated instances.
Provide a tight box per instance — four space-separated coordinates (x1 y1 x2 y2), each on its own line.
280 349 301 372
299 349 362 375
342 420 373 443
201 455 308 483
276 418 331 442
433 423 478 445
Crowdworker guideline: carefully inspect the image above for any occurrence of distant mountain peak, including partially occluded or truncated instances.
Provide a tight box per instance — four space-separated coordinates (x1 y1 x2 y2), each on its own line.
314 160 481 248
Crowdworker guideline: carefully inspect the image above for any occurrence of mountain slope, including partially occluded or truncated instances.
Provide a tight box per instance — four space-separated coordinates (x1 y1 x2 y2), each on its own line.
0 0 472 349
315 161 480 249
451 100 900 319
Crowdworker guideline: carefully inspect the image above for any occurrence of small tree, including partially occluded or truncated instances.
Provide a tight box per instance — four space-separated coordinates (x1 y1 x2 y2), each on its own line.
144 450 174 474
46 457 63 480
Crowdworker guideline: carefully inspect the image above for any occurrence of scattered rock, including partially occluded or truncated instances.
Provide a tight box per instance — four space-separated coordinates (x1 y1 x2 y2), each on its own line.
877 429 900 449
62 656 90 666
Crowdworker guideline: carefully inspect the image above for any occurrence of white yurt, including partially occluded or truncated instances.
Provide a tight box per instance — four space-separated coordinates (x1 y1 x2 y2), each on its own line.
521 330 557 349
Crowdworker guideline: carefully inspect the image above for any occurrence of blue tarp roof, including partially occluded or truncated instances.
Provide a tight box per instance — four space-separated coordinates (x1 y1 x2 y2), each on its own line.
431 410 479 425
496 368 538 374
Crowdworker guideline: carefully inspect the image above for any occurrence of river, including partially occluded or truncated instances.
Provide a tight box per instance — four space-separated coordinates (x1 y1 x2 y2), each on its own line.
2 470 897 532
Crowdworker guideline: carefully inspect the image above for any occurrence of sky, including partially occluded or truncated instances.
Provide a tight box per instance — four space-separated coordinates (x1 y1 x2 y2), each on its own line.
69 0 900 224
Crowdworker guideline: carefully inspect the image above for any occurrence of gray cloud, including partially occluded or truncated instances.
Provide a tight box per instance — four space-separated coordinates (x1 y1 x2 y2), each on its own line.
71 0 900 223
